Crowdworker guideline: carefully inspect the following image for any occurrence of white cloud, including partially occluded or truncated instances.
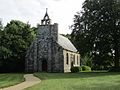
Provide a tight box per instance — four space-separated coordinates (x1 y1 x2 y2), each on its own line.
0 0 85 34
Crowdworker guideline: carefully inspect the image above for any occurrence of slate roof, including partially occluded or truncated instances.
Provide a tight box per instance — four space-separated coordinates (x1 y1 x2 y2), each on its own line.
57 34 78 52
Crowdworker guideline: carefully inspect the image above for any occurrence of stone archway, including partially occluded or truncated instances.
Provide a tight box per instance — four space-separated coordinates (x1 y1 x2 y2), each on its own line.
42 59 47 72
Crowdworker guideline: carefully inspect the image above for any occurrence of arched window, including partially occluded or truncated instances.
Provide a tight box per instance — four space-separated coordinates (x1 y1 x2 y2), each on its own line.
73 55 75 64
66 53 69 64
77 55 79 65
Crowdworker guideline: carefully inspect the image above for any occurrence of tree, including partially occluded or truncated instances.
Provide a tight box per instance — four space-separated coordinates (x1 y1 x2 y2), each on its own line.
61 34 71 40
0 20 35 72
81 52 93 67
71 0 120 70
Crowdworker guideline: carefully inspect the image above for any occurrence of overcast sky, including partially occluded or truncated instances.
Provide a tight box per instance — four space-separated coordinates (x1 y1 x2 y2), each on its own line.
0 0 85 34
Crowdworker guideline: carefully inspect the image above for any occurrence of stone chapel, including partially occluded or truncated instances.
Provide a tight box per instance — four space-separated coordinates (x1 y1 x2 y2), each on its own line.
25 10 80 72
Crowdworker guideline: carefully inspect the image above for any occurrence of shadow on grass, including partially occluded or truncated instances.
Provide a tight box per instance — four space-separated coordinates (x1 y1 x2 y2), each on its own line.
34 71 120 80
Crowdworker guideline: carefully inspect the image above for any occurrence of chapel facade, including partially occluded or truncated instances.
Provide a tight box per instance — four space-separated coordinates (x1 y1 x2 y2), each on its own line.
25 10 80 72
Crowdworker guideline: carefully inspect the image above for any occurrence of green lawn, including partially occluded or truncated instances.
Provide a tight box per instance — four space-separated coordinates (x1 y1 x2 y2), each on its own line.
0 73 24 88
25 72 120 90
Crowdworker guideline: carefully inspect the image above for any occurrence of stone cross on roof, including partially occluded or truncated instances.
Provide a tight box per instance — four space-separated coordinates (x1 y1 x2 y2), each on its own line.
41 8 51 25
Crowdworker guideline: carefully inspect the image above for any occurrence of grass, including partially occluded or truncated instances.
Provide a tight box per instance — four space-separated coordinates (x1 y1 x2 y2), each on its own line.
0 73 24 88
25 72 120 90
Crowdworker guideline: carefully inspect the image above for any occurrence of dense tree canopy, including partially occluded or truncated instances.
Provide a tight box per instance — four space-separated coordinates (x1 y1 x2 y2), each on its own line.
0 20 35 72
71 0 120 70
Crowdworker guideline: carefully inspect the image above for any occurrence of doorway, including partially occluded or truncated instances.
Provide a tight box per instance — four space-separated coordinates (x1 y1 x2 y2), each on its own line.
42 59 47 72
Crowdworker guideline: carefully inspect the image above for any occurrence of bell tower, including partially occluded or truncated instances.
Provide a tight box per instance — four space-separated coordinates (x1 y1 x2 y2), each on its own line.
37 8 58 42
26 8 64 73
41 8 51 25
35 9 58 72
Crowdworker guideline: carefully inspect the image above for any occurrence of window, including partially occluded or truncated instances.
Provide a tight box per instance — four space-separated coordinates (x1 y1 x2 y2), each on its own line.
66 53 69 64
58 47 60 51
77 55 79 65
73 55 75 64
70 54 73 61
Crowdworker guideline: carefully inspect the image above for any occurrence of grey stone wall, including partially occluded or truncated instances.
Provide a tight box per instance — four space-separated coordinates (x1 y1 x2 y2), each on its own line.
25 38 37 72
25 23 80 73
25 23 64 72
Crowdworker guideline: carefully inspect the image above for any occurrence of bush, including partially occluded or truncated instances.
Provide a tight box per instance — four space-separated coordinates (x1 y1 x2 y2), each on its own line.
80 66 91 72
70 67 80 73
109 67 120 72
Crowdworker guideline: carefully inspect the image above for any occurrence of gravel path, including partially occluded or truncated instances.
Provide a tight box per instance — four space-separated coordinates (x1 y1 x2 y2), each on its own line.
1 74 41 90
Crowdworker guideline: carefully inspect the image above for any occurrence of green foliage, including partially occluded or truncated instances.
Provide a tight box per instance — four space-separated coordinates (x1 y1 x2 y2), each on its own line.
71 66 91 72
61 34 71 40
81 53 93 67
109 67 120 72
0 20 35 72
80 66 91 72
70 67 80 73
71 0 120 70
0 46 12 59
